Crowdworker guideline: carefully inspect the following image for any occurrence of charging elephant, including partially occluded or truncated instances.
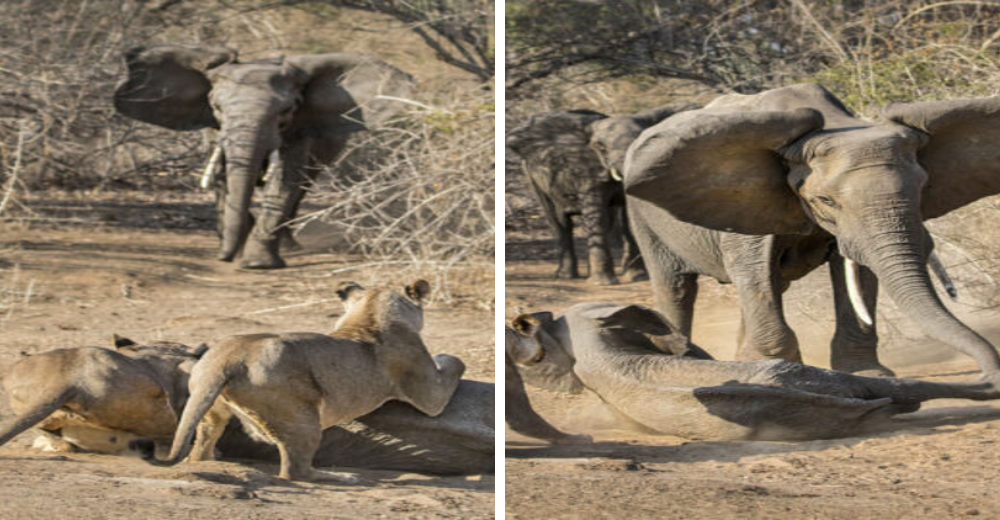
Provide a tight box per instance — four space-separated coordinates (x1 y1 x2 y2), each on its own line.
114 44 414 269
624 83 1000 376
507 103 695 285
514 302 1000 441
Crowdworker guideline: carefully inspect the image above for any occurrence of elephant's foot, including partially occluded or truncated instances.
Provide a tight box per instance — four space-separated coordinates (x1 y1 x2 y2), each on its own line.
831 360 895 378
554 268 580 280
831 344 894 376
217 250 237 262
622 267 649 283
588 273 619 286
735 343 802 363
278 228 304 252
240 240 286 269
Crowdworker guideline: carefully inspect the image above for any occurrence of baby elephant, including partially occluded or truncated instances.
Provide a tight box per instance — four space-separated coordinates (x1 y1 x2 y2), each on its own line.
515 302 1000 441
133 280 465 482
0 338 205 454
505 315 591 445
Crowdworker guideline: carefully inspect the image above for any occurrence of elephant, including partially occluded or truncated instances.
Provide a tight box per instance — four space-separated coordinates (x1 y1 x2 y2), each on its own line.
513 302 1000 441
623 83 1000 376
506 103 696 285
114 44 414 269
504 315 592 445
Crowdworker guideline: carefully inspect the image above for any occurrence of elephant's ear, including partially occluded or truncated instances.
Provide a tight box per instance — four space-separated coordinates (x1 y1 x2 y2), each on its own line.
285 54 416 138
624 108 824 235
587 305 674 336
114 45 236 130
883 98 1000 219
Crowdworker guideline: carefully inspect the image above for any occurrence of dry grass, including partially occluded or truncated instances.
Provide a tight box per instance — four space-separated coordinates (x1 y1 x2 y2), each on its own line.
296 87 494 308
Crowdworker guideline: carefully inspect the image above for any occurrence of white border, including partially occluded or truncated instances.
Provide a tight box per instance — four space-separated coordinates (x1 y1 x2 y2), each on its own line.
494 0 505 515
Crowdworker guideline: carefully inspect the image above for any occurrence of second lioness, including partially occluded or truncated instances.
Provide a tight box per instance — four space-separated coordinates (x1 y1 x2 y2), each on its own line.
136 279 465 482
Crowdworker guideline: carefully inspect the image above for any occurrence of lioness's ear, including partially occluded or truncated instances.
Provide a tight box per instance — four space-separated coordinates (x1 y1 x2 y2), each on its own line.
511 314 540 338
113 334 137 349
336 281 364 301
192 343 209 358
405 279 432 304
529 311 555 327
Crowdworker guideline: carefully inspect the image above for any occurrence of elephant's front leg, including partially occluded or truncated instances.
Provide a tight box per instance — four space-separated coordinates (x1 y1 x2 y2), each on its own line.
580 190 617 286
618 203 647 282
828 251 892 376
727 236 801 362
241 144 313 269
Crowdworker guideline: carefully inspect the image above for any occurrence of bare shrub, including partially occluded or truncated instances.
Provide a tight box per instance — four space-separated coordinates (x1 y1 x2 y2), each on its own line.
296 88 494 307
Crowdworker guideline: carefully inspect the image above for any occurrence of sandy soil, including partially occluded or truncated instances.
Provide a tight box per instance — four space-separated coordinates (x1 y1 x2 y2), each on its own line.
505 228 1000 519
0 192 495 520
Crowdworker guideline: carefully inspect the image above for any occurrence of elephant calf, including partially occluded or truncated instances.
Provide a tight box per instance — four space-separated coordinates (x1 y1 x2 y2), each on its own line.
513 302 1000 441
506 103 696 285
504 316 591 445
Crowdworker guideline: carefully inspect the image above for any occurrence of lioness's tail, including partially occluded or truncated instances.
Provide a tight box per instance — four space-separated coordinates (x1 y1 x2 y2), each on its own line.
131 365 229 467
0 389 74 448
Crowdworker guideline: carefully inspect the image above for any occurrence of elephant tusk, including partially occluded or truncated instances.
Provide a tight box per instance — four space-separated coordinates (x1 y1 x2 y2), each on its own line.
261 150 280 183
928 251 958 300
199 145 223 190
844 257 874 326
609 167 623 182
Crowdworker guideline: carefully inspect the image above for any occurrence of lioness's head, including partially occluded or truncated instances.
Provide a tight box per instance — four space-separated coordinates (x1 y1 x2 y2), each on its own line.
333 279 431 343
505 314 544 366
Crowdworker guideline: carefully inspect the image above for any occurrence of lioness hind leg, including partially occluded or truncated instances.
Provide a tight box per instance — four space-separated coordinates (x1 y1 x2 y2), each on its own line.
247 403 356 483
188 403 233 462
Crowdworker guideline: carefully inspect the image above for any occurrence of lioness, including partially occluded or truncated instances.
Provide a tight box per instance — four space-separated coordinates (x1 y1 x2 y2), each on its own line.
0 338 205 454
506 315 591 445
134 279 466 482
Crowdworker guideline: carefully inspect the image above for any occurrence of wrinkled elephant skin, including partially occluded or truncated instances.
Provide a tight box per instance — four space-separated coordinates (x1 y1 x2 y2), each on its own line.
624 84 1000 375
516 303 1000 441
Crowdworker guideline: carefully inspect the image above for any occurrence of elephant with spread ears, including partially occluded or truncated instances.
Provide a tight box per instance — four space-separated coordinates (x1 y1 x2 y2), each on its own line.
624 83 1000 377
114 44 415 269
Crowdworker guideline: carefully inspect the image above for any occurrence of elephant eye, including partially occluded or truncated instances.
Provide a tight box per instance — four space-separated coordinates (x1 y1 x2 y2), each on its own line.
815 196 838 208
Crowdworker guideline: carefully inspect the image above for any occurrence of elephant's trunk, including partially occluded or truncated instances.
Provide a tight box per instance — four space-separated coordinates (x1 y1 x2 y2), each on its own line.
864 216 1000 374
217 127 274 262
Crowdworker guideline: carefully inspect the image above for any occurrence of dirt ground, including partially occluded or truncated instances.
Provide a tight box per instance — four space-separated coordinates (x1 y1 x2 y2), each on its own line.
0 191 495 520
505 227 1000 519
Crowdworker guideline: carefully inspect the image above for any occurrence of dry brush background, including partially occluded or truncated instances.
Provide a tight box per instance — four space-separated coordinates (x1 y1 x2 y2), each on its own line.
0 0 495 314
504 0 1000 350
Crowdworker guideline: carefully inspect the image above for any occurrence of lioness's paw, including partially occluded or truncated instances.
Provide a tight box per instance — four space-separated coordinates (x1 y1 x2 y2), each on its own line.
32 435 75 453
309 469 360 484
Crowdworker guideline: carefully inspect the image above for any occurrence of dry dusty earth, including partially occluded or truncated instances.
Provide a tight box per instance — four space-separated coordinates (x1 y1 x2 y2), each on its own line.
0 192 495 520
506 229 1000 519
